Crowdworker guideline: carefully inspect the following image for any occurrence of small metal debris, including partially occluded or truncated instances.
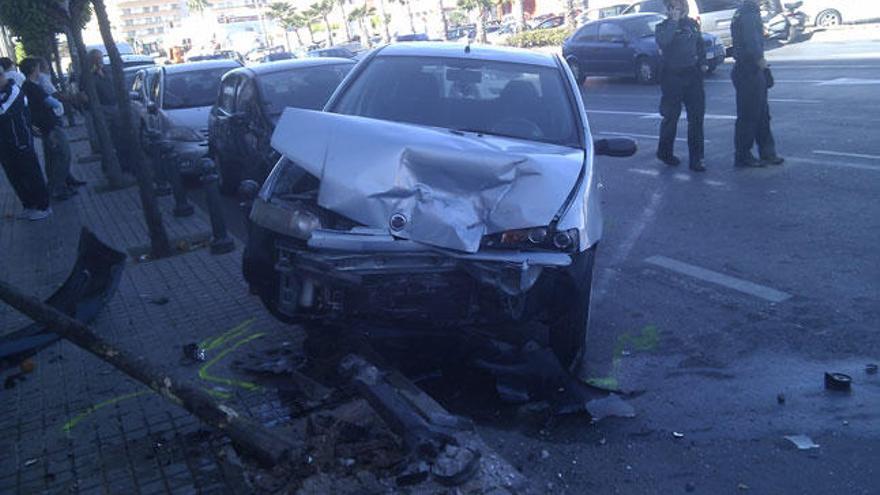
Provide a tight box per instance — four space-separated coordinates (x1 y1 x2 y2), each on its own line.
866 363 878 375
540 449 550 459
842 420 849 426
784 434 820 450
737 482 750 491
183 343 207 362
24 458 39 467
621 350 632 357
339 458 355 467
824 372 852 392
672 431 685 439
777 393 785 404
598 437 607 446
431 445 480 486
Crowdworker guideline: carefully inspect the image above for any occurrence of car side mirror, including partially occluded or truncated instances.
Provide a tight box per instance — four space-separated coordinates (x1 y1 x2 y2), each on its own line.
594 137 637 157
147 101 158 115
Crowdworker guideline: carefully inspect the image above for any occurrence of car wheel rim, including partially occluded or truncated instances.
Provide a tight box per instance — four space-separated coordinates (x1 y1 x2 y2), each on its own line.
819 12 839 26
639 62 652 81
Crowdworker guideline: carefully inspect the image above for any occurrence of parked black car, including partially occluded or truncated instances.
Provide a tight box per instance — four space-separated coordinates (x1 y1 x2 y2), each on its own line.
208 58 355 193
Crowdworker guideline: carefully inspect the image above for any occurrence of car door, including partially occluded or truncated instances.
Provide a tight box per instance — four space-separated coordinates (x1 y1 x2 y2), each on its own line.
233 78 261 170
210 73 240 162
695 0 742 45
595 21 634 75
567 22 601 74
143 69 163 137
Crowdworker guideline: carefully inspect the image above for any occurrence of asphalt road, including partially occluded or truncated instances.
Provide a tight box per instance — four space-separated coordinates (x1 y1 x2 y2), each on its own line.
192 38 880 494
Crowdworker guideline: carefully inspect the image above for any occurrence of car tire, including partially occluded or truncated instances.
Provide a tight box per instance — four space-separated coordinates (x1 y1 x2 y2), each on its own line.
815 9 842 27
567 57 586 86
635 57 655 84
216 155 241 196
548 245 597 371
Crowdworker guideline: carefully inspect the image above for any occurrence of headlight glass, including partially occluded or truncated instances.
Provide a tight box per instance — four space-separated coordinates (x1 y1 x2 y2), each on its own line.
482 227 578 252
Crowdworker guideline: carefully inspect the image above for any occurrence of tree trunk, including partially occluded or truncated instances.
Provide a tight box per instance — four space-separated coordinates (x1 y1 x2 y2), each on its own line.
379 0 391 42
93 0 171 259
339 1 352 41
406 0 416 34
514 0 526 31
477 10 487 44
294 28 303 47
283 30 291 51
323 15 334 46
307 24 315 44
439 0 449 40
66 25 124 187
566 0 577 30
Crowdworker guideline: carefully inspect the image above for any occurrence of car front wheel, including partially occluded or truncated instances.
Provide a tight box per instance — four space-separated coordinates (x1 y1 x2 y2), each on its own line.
567 57 586 86
816 9 841 27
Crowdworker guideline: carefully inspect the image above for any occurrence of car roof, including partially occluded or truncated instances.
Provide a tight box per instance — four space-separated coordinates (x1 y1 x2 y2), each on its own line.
583 12 663 25
375 42 558 68
225 58 355 79
162 60 242 74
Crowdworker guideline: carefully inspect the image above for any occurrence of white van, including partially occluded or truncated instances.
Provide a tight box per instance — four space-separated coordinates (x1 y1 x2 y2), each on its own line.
796 0 880 26
622 0 743 46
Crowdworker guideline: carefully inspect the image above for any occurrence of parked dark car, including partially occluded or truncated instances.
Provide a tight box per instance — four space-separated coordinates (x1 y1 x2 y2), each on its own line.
395 33 430 42
532 15 566 30
260 51 296 63
562 13 726 84
208 58 355 193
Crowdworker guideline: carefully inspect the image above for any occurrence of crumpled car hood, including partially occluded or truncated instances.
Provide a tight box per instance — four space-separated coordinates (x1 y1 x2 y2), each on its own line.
270 108 586 253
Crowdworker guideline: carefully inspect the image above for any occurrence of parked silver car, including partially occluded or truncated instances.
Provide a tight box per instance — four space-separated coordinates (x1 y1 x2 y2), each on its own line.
623 0 742 45
130 60 241 175
242 43 636 370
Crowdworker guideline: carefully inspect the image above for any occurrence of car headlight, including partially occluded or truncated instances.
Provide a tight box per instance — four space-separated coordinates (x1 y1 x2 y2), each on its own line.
166 126 203 142
250 199 323 240
482 227 578 252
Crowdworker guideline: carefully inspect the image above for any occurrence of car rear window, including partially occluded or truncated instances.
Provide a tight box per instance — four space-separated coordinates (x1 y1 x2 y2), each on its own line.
333 55 581 148
163 67 232 109
259 64 353 115
696 0 741 12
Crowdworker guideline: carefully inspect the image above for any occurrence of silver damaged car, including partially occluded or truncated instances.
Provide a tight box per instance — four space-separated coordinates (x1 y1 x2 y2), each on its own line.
242 43 636 370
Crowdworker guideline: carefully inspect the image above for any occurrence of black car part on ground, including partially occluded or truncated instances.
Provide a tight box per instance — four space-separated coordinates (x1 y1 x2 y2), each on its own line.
0 228 126 370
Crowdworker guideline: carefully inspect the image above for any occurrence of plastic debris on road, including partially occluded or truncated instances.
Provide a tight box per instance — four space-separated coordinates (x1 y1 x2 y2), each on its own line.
585 394 636 421
784 434 820 450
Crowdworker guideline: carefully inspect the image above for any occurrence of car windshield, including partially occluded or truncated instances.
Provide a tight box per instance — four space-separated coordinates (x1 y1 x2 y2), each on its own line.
333 55 581 148
626 15 665 37
163 68 232 109
259 64 353 115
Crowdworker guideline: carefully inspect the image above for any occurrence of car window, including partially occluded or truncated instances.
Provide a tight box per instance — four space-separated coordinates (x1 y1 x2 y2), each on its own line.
599 22 627 42
625 15 665 37
696 0 741 12
333 56 581 148
162 67 231 110
575 23 599 41
624 0 666 13
149 72 161 103
218 76 238 113
237 79 259 116
259 64 353 116
132 72 143 93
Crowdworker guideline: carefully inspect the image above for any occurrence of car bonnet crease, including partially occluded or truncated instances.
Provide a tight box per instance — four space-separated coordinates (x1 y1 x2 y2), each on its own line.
270 108 587 253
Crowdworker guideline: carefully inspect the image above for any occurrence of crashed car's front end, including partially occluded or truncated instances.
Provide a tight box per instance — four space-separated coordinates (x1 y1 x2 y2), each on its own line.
243 43 612 369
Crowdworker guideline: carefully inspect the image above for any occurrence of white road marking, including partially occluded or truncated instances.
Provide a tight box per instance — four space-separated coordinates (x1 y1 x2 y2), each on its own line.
598 131 689 143
645 255 792 303
704 179 726 187
704 79 826 84
769 98 821 104
770 64 880 69
816 77 880 86
813 150 880 161
788 156 880 172
629 168 660 177
673 173 691 181
587 109 735 120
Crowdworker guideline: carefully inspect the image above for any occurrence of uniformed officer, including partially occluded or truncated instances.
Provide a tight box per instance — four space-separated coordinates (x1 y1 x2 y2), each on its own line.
731 0 784 167
655 0 707 172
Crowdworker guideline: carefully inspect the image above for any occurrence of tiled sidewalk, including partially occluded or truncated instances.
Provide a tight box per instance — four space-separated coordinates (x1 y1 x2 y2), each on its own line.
1 126 299 493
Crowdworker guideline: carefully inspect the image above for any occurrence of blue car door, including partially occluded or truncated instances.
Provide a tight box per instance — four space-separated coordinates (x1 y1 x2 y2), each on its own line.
595 21 635 75
568 22 600 73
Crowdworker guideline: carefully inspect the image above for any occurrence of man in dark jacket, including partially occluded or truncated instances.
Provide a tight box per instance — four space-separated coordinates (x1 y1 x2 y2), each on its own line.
655 0 707 172
731 0 784 168
0 71 51 220
20 57 75 201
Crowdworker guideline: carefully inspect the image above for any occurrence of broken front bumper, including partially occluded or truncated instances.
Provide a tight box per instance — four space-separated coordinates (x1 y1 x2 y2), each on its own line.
258 228 577 322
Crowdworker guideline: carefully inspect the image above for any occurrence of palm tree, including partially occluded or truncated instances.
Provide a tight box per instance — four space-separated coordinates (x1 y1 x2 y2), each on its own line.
566 0 577 30
396 0 416 34
336 0 352 42
348 4 375 46
377 0 391 42
92 0 171 258
311 0 335 46
267 2 300 50
457 0 492 43
187 0 211 13
437 0 449 40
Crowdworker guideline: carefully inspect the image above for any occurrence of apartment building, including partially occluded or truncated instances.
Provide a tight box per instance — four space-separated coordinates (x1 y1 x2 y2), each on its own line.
115 0 187 45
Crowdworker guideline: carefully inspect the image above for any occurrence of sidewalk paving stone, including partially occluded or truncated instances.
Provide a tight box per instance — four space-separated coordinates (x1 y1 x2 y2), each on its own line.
1 125 301 493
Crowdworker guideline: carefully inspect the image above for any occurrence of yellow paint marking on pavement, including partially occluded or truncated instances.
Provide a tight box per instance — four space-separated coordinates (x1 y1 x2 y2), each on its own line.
199 318 254 351
62 390 149 433
198 333 266 391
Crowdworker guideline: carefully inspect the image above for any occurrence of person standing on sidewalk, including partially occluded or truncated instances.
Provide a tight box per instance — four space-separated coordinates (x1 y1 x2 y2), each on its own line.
0 71 52 220
37 58 86 188
0 57 25 86
730 0 784 168
655 0 707 172
20 58 76 202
